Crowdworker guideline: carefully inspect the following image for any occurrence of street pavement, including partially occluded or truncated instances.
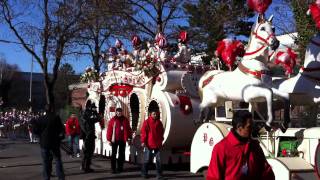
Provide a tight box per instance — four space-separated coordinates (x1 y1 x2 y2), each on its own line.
0 138 203 180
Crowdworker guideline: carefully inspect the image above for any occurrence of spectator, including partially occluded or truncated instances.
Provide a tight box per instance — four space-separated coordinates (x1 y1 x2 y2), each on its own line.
207 110 274 180
33 106 65 180
65 113 81 158
27 122 36 143
80 102 100 173
140 109 164 179
107 107 132 174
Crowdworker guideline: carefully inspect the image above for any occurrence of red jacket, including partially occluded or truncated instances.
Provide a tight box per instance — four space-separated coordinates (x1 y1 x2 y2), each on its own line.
140 116 164 149
107 115 132 142
207 130 274 180
65 117 81 136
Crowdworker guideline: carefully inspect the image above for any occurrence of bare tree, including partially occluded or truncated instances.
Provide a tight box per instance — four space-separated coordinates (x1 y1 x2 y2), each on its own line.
76 0 133 73
0 0 85 111
117 0 186 39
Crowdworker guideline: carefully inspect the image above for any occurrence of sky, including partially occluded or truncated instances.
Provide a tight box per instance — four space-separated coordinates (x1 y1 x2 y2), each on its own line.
0 0 294 74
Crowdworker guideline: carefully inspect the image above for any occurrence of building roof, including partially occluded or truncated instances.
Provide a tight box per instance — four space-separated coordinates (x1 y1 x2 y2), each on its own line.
18 72 44 82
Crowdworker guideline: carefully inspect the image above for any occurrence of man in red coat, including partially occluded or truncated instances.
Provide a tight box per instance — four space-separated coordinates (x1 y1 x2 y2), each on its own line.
107 107 132 174
207 110 274 180
65 113 81 157
140 109 164 179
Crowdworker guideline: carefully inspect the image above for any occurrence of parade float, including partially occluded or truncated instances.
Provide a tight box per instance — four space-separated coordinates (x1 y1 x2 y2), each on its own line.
78 0 320 179
190 1 320 179
80 32 213 165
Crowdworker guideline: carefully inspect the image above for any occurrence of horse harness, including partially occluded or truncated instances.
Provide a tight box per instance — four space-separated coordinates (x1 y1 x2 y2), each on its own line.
238 62 271 80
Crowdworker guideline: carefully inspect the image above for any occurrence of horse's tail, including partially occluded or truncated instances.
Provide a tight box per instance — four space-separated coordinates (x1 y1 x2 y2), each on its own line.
198 70 224 100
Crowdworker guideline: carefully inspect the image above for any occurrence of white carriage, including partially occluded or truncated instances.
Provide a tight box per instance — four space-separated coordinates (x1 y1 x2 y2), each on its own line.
82 61 209 164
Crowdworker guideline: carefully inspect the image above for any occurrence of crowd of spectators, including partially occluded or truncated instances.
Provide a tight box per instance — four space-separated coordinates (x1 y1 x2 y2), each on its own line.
0 109 45 141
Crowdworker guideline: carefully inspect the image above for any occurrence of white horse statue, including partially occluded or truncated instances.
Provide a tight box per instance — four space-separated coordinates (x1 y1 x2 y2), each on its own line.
198 15 290 132
273 33 320 105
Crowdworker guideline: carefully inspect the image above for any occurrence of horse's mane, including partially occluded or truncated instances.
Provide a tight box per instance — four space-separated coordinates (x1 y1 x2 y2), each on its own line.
246 23 257 50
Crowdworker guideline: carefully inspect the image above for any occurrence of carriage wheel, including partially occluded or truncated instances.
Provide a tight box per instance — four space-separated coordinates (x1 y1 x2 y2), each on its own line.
315 140 320 178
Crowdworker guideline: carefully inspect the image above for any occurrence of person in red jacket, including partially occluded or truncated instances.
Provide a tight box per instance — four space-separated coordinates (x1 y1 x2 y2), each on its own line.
207 110 275 180
140 109 165 179
65 113 81 158
107 107 132 174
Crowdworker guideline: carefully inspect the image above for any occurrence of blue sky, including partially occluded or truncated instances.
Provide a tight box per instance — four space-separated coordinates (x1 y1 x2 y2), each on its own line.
0 0 294 74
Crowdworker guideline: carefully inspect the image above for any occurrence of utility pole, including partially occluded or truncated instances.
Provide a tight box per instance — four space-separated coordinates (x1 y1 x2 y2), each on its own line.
29 45 34 112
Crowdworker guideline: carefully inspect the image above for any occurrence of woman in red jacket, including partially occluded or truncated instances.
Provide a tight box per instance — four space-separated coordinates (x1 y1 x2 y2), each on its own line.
140 109 164 179
65 113 81 158
107 108 132 174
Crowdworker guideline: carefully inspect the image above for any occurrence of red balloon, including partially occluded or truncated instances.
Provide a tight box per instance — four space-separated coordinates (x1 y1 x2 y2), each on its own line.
247 0 272 14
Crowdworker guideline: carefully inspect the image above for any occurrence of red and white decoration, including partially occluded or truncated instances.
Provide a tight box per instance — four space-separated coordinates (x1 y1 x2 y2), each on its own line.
155 33 167 48
274 48 297 75
108 84 133 97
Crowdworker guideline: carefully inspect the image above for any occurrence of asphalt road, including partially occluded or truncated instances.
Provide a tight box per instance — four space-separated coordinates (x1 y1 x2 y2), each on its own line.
0 138 203 180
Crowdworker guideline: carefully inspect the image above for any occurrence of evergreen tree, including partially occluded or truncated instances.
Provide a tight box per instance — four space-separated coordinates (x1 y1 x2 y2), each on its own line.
184 0 254 64
290 0 317 63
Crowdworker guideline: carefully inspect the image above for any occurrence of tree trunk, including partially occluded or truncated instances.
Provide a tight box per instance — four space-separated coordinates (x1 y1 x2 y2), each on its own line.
44 76 55 112
156 0 163 33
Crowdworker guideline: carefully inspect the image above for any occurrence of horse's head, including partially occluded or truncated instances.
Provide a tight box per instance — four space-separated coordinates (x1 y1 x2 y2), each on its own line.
250 15 279 51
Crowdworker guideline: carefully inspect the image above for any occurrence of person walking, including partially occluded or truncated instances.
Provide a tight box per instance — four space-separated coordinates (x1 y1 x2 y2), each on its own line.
65 113 81 157
80 102 100 173
140 109 164 179
207 110 275 180
33 106 65 180
107 107 132 174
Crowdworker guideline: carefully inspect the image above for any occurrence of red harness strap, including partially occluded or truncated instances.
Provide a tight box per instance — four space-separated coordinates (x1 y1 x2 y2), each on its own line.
244 24 274 57
238 62 264 79
244 45 265 56
202 75 214 88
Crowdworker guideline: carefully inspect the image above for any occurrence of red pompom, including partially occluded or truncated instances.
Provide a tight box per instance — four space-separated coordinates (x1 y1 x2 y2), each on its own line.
310 3 320 29
274 48 297 75
247 0 272 14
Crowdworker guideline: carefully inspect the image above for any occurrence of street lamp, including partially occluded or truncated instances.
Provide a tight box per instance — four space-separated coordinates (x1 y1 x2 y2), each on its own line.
0 39 34 111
